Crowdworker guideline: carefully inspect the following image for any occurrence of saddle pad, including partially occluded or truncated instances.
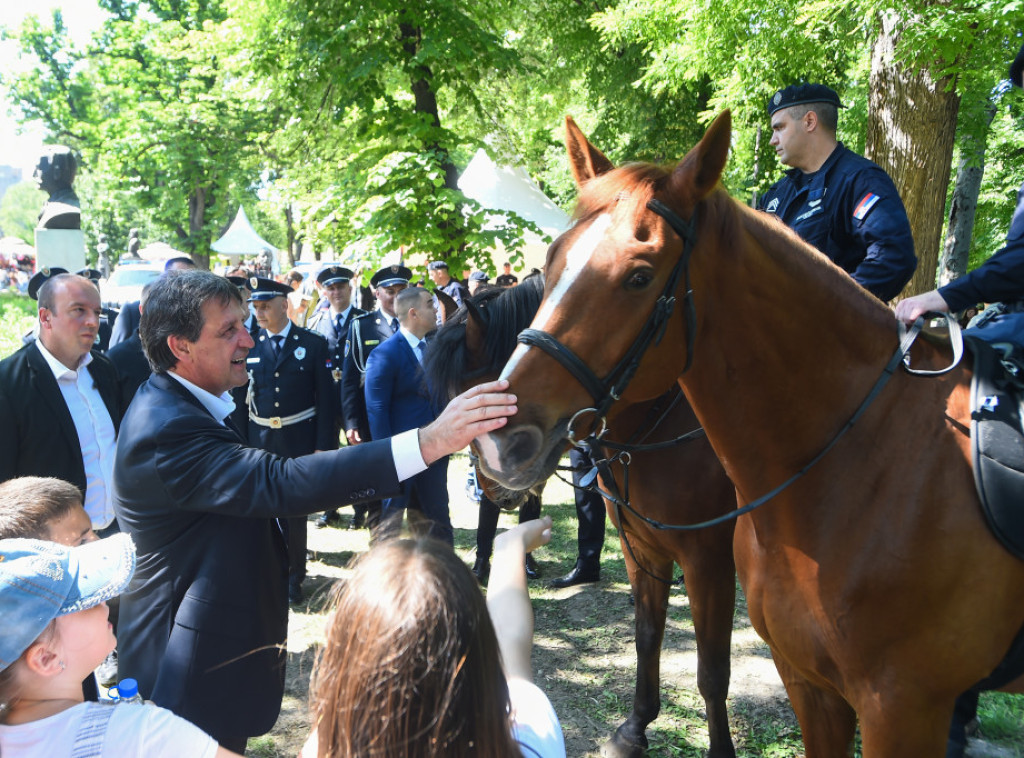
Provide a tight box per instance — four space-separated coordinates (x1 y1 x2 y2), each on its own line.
968 336 1024 561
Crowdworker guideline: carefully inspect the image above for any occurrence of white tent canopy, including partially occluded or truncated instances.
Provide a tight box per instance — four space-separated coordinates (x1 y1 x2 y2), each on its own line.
212 206 279 267
457 149 570 273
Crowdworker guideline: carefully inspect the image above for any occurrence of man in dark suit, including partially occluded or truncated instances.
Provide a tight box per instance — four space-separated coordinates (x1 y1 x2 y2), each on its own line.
339 264 410 529
365 286 452 544
108 256 196 348
245 277 336 603
112 271 515 753
105 286 153 410
0 271 121 534
307 266 366 528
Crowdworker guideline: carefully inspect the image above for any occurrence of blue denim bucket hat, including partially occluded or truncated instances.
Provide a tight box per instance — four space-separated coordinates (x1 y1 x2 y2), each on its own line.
0 534 136 669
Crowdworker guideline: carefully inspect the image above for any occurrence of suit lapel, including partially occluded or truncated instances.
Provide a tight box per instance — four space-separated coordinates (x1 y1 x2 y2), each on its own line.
26 344 80 444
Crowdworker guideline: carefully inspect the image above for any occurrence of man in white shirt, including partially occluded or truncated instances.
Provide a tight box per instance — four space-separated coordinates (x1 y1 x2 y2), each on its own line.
0 272 121 534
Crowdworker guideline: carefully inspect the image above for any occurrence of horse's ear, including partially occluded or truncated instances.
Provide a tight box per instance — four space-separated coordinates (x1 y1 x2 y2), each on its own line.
565 116 615 187
464 299 487 361
435 289 459 324
668 110 731 208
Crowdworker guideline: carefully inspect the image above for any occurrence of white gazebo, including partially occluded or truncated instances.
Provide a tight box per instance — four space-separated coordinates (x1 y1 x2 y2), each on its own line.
212 206 279 273
456 149 571 274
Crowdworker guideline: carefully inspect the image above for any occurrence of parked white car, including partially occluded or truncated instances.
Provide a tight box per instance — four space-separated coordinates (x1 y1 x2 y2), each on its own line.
101 262 163 308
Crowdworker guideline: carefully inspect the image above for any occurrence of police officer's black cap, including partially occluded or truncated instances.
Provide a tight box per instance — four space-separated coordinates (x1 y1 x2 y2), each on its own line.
76 268 102 283
28 267 69 301
370 265 412 288
226 275 249 289
1011 41 1024 88
317 266 354 287
469 271 488 282
248 276 291 301
427 261 448 270
767 84 845 116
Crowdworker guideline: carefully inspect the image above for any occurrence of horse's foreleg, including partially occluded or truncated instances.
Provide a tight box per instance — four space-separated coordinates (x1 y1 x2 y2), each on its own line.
600 541 673 758
855 689 954 758
682 529 737 758
772 654 857 758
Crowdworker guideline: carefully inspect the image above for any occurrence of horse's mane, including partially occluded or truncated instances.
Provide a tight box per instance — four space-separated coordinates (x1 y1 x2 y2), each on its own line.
424 275 545 403
578 159 894 332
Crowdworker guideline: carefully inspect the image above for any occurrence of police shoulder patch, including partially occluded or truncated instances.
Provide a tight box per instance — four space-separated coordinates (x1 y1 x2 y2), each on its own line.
853 193 880 221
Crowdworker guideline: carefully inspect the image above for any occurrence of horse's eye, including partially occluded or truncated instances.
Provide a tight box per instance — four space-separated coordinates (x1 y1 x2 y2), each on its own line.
626 270 654 291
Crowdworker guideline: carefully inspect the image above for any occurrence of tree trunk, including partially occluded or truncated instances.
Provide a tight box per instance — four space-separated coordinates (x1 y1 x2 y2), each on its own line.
285 203 297 267
188 186 210 270
866 11 960 298
400 21 463 261
938 101 997 287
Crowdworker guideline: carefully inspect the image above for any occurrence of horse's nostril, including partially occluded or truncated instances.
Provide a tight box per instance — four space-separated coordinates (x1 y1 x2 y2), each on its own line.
504 426 544 468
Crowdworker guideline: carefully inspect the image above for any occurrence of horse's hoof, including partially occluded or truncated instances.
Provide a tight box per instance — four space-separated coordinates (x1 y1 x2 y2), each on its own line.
600 733 647 758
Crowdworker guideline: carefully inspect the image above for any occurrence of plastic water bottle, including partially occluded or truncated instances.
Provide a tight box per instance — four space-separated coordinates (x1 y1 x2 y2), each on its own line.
112 678 144 705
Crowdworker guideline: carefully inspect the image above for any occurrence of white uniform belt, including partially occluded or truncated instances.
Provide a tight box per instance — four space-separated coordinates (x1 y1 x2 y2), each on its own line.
248 406 317 429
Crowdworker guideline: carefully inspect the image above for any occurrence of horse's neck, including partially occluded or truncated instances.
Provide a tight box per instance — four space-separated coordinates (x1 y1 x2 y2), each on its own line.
682 202 899 487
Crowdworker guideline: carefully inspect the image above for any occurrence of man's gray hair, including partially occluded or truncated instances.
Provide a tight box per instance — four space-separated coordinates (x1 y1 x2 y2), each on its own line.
140 271 243 373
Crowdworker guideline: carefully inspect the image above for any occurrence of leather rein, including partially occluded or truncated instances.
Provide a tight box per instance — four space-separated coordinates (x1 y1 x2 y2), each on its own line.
522 196 964 583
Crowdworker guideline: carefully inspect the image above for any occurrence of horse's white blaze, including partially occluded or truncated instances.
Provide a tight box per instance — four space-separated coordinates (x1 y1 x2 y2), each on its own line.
476 430 502 475
497 213 612 384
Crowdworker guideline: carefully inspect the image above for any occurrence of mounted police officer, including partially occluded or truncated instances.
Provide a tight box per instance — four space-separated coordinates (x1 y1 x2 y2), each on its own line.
896 40 1024 758
245 277 336 603
759 83 917 302
334 264 411 531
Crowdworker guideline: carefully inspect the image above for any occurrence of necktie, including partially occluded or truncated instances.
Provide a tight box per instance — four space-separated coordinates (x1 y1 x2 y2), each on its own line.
271 334 284 358
416 339 426 364
335 314 345 338
391 317 399 333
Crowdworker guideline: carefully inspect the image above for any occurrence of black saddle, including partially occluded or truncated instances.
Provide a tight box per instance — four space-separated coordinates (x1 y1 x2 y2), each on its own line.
968 335 1024 561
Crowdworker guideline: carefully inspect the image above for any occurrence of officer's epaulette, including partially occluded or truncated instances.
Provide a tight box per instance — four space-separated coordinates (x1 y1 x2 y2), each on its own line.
350 311 373 322
303 328 328 343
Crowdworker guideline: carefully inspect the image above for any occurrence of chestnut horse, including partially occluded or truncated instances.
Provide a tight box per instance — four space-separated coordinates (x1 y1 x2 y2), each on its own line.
425 277 739 757
475 111 1024 756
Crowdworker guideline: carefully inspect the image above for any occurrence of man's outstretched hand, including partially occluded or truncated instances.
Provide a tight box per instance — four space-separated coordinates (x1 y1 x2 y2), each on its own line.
419 380 517 465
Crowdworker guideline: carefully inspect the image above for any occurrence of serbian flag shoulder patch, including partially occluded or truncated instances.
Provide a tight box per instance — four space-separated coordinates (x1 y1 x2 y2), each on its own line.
853 193 880 220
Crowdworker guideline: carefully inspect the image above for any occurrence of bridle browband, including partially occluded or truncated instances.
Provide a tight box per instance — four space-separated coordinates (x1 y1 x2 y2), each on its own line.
517 199 699 440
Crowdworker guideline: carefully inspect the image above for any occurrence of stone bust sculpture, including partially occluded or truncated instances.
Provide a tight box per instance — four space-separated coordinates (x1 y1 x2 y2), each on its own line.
34 146 81 230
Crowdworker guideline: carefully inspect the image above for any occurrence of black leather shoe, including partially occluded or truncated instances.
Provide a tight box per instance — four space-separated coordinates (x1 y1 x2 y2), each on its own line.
472 556 490 585
348 511 366 530
524 552 540 579
316 510 339 529
549 561 599 589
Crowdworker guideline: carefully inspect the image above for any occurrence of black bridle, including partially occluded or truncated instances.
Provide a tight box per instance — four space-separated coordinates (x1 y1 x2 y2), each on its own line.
517 199 699 441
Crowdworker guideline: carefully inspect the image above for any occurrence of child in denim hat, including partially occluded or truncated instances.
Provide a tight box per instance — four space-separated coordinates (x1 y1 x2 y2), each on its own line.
0 535 242 757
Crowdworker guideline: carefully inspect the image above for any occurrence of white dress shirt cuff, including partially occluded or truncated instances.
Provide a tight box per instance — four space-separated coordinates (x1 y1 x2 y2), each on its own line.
392 429 427 481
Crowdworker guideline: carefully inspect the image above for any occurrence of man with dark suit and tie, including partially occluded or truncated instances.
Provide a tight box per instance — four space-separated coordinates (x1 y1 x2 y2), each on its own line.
112 271 516 753
365 286 452 544
245 276 336 603
307 266 366 528
338 264 410 529
0 271 122 535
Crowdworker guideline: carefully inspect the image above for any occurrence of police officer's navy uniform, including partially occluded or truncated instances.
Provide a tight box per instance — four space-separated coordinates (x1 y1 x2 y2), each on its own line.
760 143 916 301
938 180 1024 347
759 84 916 302
245 278 336 601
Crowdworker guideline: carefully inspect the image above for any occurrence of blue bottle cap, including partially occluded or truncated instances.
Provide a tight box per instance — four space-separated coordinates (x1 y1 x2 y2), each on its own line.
117 678 139 698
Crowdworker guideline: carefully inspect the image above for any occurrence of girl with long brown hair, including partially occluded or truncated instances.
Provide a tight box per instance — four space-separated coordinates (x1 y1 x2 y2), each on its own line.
301 517 565 758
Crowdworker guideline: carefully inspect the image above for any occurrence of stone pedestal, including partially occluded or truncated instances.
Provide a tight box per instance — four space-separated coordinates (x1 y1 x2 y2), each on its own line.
34 229 85 273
